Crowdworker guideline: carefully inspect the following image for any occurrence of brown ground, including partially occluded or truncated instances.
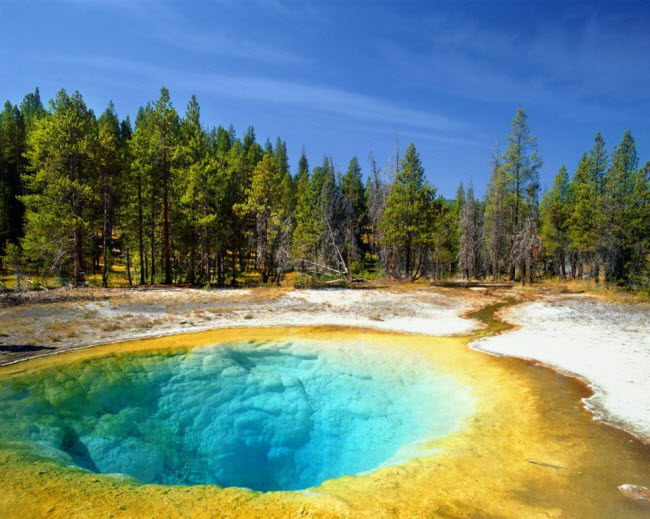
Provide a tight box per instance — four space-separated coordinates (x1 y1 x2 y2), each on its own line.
0 284 507 365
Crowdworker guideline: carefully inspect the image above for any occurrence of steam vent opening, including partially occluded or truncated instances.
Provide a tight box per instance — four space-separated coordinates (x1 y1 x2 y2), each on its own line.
0 340 473 492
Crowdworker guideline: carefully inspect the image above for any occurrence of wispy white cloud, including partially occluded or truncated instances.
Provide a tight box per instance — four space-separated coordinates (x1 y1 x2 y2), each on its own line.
55 0 306 65
380 12 650 122
156 27 306 65
53 55 468 134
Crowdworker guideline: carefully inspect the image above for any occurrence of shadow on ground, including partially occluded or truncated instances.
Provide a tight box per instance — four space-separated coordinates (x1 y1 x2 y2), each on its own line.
0 344 57 353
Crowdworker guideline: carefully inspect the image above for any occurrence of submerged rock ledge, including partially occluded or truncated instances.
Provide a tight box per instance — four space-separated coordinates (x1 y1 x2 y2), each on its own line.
0 338 473 491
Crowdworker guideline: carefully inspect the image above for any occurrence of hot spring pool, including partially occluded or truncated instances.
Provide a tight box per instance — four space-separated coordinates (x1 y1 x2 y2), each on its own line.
0 339 473 491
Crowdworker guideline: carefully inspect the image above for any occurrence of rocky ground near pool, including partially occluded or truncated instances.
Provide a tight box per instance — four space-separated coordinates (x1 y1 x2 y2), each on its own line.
0 285 501 365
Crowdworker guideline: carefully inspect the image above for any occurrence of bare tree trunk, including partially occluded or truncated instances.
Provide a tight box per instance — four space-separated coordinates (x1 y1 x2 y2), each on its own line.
163 170 171 285
150 194 155 285
73 226 83 286
125 247 132 286
137 179 145 285
189 240 196 284
231 250 238 287
102 170 110 288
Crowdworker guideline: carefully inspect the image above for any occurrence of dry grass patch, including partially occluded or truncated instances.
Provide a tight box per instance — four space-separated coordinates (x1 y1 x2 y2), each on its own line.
46 320 79 338
81 309 99 319
99 321 124 332
133 318 154 330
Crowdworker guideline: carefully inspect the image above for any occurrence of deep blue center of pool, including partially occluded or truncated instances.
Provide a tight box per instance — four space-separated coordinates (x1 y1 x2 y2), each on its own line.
0 340 473 491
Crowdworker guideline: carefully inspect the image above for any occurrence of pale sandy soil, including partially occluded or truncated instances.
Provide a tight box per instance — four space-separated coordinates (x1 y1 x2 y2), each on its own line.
472 294 650 441
0 286 494 365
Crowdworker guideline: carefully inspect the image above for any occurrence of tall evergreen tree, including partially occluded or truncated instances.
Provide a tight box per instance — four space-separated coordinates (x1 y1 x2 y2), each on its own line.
458 184 483 279
237 153 292 283
128 105 155 284
568 153 599 279
603 130 639 283
118 115 134 285
152 87 179 284
540 165 572 279
501 109 542 280
23 90 97 285
0 101 26 256
175 94 209 283
19 87 45 133
96 102 123 287
341 156 367 266
484 148 509 280
380 143 437 281
626 161 649 288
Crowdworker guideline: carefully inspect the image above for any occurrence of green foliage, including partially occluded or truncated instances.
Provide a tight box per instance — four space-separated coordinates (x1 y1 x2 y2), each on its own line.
0 100 26 252
22 89 98 284
96 101 124 287
540 165 572 277
501 108 542 227
341 156 367 258
602 130 640 283
380 143 438 280
238 153 292 282
568 153 600 256
1 85 647 292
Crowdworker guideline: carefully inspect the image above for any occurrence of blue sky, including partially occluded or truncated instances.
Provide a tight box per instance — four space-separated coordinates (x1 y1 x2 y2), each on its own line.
1 0 649 197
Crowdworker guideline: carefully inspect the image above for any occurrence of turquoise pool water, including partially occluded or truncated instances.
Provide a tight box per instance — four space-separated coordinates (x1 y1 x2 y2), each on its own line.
0 340 473 491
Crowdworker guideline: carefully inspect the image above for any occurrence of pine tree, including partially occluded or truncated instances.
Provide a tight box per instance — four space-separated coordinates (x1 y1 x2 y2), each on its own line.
484 148 508 280
0 101 26 257
540 165 571 279
176 94 205 283
366 151 390 263
341 156 367 266
626 161 649 288
447 182 465 276
23 90 98 285
458 184 483 279
96 102 123 287
501 109 542 281
603 130 638 284
19 87 45 133
379 143 437 281
587 132 610 282
118 115 134 285
129 104 155 284
152 87 179 284
568 153 599 280
237 153 292 283
292 151 312 265
318 157 349 277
